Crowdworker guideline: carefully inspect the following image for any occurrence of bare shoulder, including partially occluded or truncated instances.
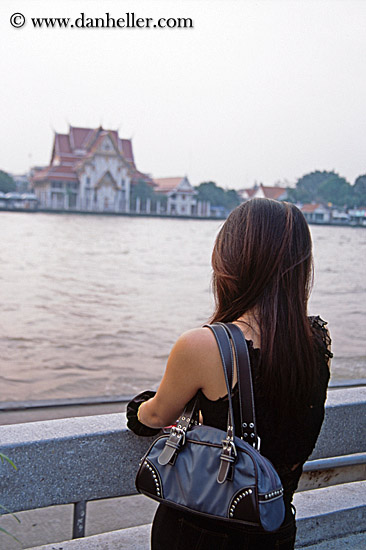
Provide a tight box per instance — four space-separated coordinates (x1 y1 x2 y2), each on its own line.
170 327 220 376
174 327 217 356
168 327 226 398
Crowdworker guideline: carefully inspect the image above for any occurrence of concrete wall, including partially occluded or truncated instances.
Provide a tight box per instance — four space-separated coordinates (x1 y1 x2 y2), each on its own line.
0 387 365 515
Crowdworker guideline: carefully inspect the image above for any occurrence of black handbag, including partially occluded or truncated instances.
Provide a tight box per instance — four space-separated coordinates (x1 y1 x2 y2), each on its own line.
135 323 285 532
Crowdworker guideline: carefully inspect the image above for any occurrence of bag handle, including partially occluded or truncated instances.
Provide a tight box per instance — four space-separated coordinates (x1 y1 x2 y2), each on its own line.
158 324 235 468
158 323 260 476
220 323 259 449
204 324 235 439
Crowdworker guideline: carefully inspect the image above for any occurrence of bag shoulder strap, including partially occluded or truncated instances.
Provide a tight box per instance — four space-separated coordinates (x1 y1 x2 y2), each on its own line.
204 323 236 439
158 324 236 469
221 323 258 448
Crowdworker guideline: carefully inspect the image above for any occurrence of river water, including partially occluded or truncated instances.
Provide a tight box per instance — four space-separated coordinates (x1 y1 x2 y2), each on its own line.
0 212 365 402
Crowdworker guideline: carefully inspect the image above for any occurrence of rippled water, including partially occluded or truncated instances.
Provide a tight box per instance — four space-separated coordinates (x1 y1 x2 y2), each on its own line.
0 212 365 402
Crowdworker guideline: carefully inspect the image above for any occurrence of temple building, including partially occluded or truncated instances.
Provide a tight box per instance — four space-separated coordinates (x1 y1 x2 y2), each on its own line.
32 126 152 212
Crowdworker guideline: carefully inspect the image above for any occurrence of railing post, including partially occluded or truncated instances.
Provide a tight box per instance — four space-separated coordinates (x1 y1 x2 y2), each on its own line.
73 500 87 538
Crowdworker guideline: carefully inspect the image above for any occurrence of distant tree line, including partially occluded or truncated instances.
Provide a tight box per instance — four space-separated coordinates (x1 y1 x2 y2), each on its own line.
194 181 241 211
0 171 16 193
131 180 241 212
130 180 167 210
2 168 365 209
287 171 366 208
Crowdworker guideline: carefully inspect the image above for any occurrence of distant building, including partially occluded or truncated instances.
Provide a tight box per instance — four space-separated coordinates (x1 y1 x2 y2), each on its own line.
239 183 288 202
348 207 366 226
331 209 350 224
301 203 331 223
12 173 31 193
0 192 7 208
32 126 152 212
153 176 210 216
2 192 38 210
210 205 228 218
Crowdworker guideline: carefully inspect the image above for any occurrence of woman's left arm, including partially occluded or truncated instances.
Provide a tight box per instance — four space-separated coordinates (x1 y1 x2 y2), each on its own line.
137 328 212 428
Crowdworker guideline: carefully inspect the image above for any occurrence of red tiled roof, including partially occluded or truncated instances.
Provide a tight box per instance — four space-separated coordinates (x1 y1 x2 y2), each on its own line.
32 164 79 182
55 133 72 155
52 127 135 165
69 127 96 150
153 177 189 193
119 138 134 163
260 185 287 200
301 203 322 213
32 126 149 185
240 185 287 200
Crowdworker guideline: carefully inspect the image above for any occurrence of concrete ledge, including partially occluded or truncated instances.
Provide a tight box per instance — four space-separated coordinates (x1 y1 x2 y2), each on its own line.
28 529 366 550
0 414 157 512
28 524 152 550
27 481 366 550
30 525 366 550
294 481 366 547
309 386 366 459
1 387 365 515
298 452 366 490
1 388 365 549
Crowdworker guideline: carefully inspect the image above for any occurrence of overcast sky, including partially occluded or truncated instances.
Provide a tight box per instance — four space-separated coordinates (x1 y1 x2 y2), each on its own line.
1 0 365 189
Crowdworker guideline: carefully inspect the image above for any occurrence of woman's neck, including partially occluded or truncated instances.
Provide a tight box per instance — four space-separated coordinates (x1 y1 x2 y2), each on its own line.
234 309 261 348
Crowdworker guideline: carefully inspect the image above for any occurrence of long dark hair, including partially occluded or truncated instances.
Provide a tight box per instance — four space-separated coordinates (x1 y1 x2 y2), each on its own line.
211 198 316 413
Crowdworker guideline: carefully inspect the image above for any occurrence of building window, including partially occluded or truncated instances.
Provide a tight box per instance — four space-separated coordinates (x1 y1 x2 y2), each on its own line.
51 182 63 189
86 177 91 186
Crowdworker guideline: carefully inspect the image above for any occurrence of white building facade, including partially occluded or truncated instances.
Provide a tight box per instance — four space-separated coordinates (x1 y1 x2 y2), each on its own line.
153 176 210 216
76 134 131 212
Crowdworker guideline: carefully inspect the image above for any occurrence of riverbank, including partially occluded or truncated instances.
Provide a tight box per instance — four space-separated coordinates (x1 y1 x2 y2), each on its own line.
1 379 364 426
0 207 224 221
1 207 365 226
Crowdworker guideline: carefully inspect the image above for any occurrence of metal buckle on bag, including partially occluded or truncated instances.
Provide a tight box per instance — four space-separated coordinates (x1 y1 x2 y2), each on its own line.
158 426 186 466
217 439 237 484
166 425 186 449
221 439 237 460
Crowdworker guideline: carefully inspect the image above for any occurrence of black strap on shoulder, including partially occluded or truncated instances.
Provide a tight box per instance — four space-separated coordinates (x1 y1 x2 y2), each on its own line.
204 323 239 483
222 323 258 448
204 324 235 439
159 323 236 470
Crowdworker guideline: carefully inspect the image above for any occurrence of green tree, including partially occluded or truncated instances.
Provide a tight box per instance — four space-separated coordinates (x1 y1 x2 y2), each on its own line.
0 171 16 193
224 189 241 211
130 180 156 202
317 175 352 207
353 175 366 207
130 180 166 210
288 171 353 207
195 181 240 211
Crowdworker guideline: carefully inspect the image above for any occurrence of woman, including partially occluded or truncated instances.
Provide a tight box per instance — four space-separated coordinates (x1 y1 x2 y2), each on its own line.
127 198 332 549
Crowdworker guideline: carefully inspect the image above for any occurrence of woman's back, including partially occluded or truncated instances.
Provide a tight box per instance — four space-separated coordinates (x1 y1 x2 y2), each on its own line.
128 199 332 549
198 316 331 502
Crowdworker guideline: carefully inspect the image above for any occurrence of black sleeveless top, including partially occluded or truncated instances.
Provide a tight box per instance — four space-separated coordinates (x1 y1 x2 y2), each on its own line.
197 316 332 506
